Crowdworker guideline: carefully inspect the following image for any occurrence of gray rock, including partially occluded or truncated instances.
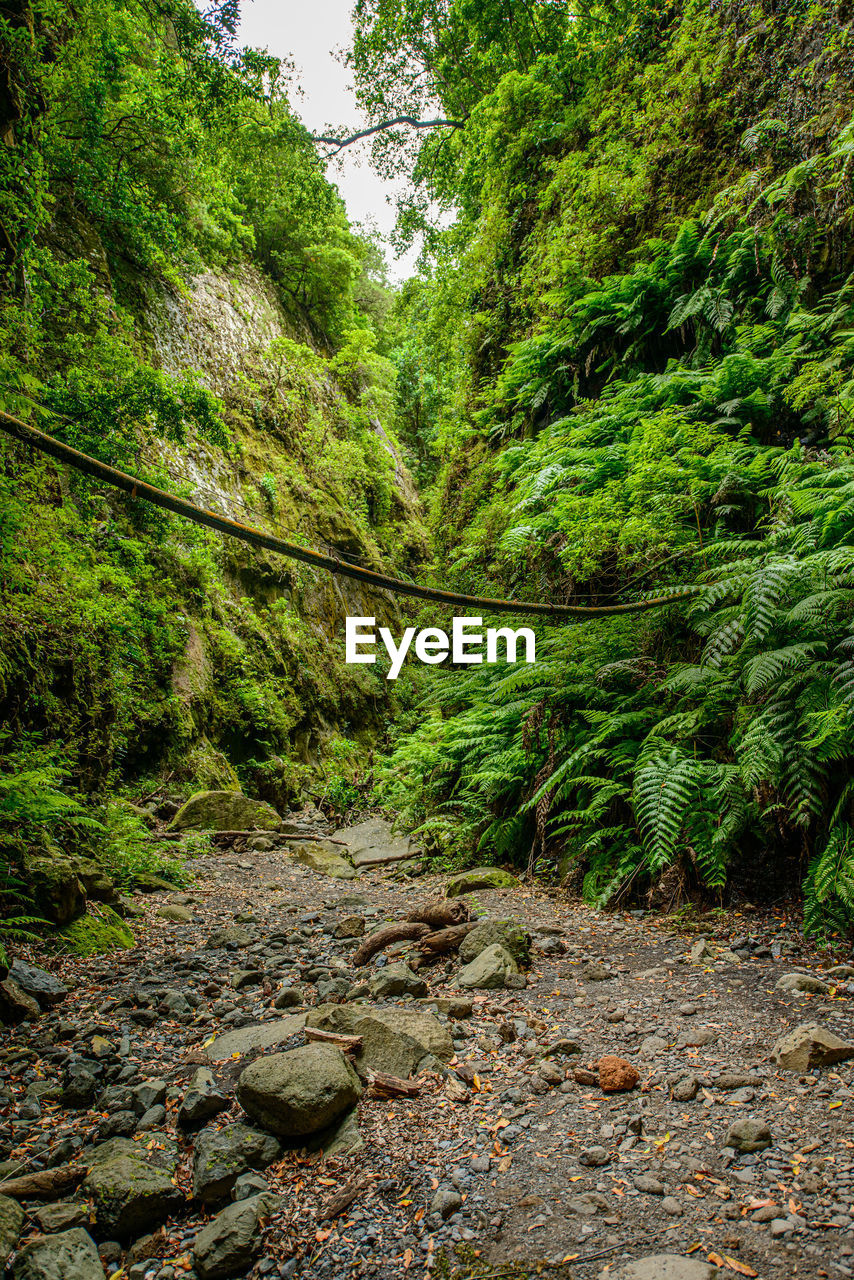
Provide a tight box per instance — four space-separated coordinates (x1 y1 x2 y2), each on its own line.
229 969 263 991
775 973 831 995
457 943 519 990
232 1173 270 1202
458 919 530 967
690 940 713 963
333 817 413 868
0 977 40 1024
305 1003 452 1078
237 1044 361 1138
156 904 194 923
131 1079 168 1114
672 1076 698 1102
273 986 307 1010
33 1203 88 1234
430 1188 462 1219
579 1145 610 1167
369 962 428 999
581 962 614 983
333 915 366 938
12 1229 103 1280
724 1118 772 1153
9 960 67 1009
203 1014 306 1060
772 1022 854 1072
178 1069 230 1127
310 1106 364 1157
603 1256 719 1280
193 1123 282 1203
192 1193 277 1280
84 1137 182 1237
0 1195 23 1264
205 926 254 950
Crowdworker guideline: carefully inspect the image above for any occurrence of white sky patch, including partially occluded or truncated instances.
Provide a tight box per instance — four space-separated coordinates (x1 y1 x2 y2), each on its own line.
237 0 420 282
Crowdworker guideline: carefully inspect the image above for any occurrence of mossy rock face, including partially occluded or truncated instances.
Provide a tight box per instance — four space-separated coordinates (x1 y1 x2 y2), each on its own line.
169 791 281 832
84 1137 183 1237
445 867 519 898
60 905 135 955
23 852 86 926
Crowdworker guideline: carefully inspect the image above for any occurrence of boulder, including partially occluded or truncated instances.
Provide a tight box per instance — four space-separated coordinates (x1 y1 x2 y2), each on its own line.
369 962 428 999
457 943 519 990
0 977 40 1024
178 1069 230 1127
772 1022 854 1072
203 1014 306 1061
170 791 281 833
333 915 366 939
22 853 85 926
724 1118 772 1153
192 1123 282 1203
237 1045 361 1138
193 1193 276 1280
305 1003 453 1078
83 1137 183 1237
157 904 194 924
332 818 413 868
458 917 530 967
599 1056 639 1093
602 1257 720 1280
283 841 357 880
12 1228 103 1280
9 960 67 1009
0 1195 23 1265
775 973 831 995
445 867 519 897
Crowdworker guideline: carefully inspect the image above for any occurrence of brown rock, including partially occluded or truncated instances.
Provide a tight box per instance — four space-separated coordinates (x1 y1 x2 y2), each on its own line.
599 1055 639 1093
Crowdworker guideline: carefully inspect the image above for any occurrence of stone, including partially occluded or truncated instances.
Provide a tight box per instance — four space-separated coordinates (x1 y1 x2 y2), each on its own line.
581 962 614 982
192 1124 282 1203
457 943 519 989
672 1076 699 1102
305 1003 453 1077
22 852 86 926
369 962 428 999
333 915 366 938
156 904 194 923
169 791 281 832
205 926 253 949
274 985 307 1009
431 1188 462 1219
236 1044 362 1138
12 1228 103 1280
599 1056 639 1093
332 818 413 868
0 1195 23 1264
203 1014 306 1060
311 1106 363 1157
283 841 357 880
579 1145 610 1167
33 1202 88 1233
232 1173 269 1202
458 918 530 967
0 977 40 1024
84 1137 182 1237
772 1022 854 1072
724 1118 772 1153
634 1175 665 1195
445 867 519 897
9 960 67 1008
229 969 263 990
715 1073 762 1090
131 1079 168 1113
603 1256 720 1280
690 940 713 962
775 973 831 995
192 1193 276 1280
61 1065 98 1109
178 1070 230 1127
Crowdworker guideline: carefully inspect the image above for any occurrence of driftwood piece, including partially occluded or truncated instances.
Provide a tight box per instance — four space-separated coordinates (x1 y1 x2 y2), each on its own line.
304 1027 363 1053
0 1164 87 1200
406 899 470 929
318 1175 371 1221
444 1077 470 1104
418 922 478 956
366 1070 421 1099
352 922 430 967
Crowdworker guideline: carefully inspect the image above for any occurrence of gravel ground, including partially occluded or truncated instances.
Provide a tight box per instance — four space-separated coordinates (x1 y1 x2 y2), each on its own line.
4 841 854 1280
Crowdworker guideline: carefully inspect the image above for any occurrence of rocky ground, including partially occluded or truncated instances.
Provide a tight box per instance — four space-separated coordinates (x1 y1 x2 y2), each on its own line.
2 812 854 1280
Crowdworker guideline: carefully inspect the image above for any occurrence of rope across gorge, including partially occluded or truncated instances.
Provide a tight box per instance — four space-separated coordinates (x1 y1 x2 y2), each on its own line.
0 410 696 621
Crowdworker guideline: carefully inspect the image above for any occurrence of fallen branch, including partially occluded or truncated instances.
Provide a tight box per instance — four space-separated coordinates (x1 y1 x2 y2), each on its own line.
366 1070 421 1099
418 922 478 956
407 900 470 929
318 1174 371 1221
304 1027 363 1053
0 1165 87 1200
352 922 430 967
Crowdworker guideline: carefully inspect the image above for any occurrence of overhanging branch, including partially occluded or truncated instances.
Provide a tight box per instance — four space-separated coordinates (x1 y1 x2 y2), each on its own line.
311 115 466 153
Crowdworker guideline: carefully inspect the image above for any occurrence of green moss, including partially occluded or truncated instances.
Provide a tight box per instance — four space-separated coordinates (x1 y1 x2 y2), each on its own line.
60 905 135 955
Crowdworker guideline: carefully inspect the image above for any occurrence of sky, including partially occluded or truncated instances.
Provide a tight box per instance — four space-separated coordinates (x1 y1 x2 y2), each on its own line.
237 0 421 281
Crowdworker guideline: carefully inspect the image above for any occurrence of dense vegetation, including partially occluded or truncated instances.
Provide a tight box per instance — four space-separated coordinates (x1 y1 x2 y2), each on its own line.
4 0 854 946
363 0 854 935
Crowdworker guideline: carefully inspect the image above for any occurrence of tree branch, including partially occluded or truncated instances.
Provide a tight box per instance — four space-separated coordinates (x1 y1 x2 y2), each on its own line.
312 116 466 153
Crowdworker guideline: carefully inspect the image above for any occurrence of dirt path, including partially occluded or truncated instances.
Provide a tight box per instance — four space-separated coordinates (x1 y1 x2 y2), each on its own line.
4 840 854 1280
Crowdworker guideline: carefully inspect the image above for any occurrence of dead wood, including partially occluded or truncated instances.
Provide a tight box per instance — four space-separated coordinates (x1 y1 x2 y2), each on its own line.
351 922 430 967
418 922 478 956
0 1165 87 1200
304 1027 363 1053
318 1175 372 1221
406 900 470 929
365 1071 421 1099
